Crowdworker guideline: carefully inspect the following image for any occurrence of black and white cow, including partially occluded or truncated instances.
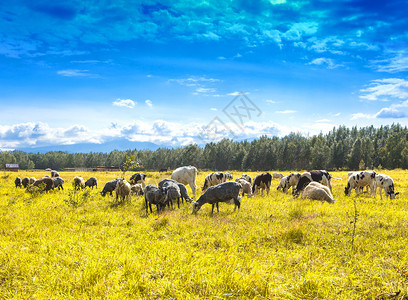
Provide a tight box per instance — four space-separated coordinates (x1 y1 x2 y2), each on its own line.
277 172 301 193
294 170 335 196
129 173 146 187
202 172 232 192
344 170 376 197
252 172 272 196
375 173 399 199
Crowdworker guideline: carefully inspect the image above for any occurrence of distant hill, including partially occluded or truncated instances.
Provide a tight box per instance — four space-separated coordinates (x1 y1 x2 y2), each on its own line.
17 139 161 153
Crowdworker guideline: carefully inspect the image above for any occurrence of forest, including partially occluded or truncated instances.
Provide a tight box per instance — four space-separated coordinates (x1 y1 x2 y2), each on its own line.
1 124 408 171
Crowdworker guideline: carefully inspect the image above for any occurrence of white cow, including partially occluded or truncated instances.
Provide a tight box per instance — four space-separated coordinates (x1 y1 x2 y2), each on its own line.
277 172 301 193
344 170 376 197
171 166 198 197
375 173 398 199
301 182 336 204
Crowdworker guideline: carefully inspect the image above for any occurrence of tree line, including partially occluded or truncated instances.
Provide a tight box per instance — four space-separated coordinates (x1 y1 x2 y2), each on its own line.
1 124 408 171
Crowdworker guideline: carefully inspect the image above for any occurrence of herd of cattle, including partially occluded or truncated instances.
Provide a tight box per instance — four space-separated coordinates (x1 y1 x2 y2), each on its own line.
12 166 399 214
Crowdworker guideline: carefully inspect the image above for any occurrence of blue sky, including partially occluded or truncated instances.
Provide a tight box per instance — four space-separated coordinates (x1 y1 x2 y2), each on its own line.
0 0 407 150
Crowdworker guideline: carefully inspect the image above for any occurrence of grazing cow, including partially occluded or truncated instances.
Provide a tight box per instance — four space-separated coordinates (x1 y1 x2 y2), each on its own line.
277 172 301 193
15 177 22 188
294 170 334 196
301 182 336 204
252 172 272 196
235 178 253 197
272 172 284 179
29 177 36 185
202 172 232 192
344 171 377 197
171 166 198 197
159 179 192 203
375 173 398 199
144 184 168 214
241 174 251 183
159 168 169 172
101 179 119 196
192 181 242 214
51 170 59 178
129 173 147 187
131 183 144 196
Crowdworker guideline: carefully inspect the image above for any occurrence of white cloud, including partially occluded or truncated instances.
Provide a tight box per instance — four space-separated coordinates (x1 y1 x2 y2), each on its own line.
308 57 343 69
168 76 220 87
351 113 374 120
359 78 408 101
210 108 217 111
372 50 408 73
266 100 278 104
316 119 331 123
57 69 98 78
227 91 249 96
276 110 296 114
195 87 216 93
145 99 153 107
112 99 136 109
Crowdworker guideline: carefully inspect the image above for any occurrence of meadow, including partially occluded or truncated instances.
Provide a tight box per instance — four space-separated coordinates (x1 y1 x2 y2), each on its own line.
0 169 407 299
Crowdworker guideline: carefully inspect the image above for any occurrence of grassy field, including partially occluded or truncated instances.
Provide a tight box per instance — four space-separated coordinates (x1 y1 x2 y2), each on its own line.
0 169 407 299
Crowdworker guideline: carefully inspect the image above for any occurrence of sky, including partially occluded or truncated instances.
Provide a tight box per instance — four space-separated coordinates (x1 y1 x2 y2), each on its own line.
0 0 407 150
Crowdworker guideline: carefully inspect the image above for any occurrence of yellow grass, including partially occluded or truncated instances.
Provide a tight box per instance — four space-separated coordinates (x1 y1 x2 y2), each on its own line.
0 170 407 299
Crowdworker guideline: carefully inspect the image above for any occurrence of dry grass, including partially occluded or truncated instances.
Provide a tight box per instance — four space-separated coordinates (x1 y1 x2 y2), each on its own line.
0 169 407 299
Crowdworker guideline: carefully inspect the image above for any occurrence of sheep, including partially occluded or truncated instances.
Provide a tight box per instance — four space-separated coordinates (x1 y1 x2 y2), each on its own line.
131 183 144 196
241 174 252 183
301 182 336 204
272 172 284 179
144 184 168 214
192 181 242 214
27 177 55 193
161 181 181 209
115 178 131 203
22 177 30 188
158 179 192 203
15 177 22 188
73 176 85 190
101 179 119 196
277 172 301 193
51 170 59 178
235 178 253 197
52 177 64 190
85 177 97 189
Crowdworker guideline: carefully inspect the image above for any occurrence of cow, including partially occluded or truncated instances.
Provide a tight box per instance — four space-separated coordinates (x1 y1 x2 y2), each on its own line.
344 170 377 197
294 170 336 197
159 168 169 172
171 166 197 197
252 172 272 196
277 172 301 193
202 172 232 192
129 173 146 188
375 173 399 199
